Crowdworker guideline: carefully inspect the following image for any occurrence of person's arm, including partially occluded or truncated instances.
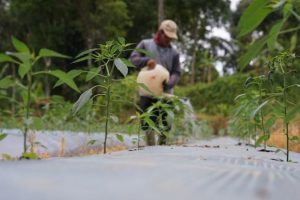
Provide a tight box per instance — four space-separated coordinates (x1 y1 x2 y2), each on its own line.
164 53 181 90
129 41 151 70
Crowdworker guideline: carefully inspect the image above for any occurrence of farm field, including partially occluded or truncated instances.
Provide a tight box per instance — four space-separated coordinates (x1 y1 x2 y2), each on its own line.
1 1 300 200
1 137 300 200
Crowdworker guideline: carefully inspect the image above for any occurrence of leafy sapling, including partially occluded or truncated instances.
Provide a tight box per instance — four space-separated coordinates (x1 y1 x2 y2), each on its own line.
72 38 134 154
244 75 274 150
144 95 189 145
0 37 78 157
268 51 300 161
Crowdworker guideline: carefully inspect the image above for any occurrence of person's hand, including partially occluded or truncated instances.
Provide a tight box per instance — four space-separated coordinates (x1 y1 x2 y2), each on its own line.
147 59 156 69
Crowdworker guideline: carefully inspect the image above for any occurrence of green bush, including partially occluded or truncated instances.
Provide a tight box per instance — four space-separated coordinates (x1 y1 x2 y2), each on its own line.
175 74 250 115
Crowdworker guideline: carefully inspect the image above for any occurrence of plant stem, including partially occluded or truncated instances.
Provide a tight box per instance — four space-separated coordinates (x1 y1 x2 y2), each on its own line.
254 124 257 149
279 26 300 34
24 72 32 153
291 9 300 22
259 84 267 150
283 74 289 162
137 122 141 150
11 63 16 116
103 79 111 154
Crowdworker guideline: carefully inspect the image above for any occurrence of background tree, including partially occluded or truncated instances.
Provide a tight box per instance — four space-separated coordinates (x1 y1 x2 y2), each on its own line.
3 0 132 99
233 0 300 72
165 0 231 84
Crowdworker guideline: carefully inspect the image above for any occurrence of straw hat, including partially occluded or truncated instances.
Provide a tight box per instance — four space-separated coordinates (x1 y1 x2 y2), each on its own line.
159 20 178 39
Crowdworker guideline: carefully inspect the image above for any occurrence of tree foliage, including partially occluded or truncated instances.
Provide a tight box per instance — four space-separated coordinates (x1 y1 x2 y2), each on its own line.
234 0 300 71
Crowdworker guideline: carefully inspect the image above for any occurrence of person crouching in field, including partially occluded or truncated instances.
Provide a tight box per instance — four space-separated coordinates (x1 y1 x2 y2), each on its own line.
129 19 181 145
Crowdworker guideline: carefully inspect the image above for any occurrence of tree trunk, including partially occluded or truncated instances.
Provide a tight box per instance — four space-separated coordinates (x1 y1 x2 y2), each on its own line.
158 0 164 24
87 37 93 67
44 58 52 99
207 66 212 83
190 49 196 84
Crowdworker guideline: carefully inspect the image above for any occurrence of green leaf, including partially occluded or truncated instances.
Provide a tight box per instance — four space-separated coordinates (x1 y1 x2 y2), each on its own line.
290 33 298 52
72 55 93 64
87 139 97 146
8 52 31 63
117 37 125 45
21 90 28 104
49 70 80 92
18 62 31 78
283 0 292 17
238 36 268 70
38 48 70 59
34 141 48 149
121 58 135 67
110 115 119 123
86 68 100 81
251 100 269 119
267 19 285 50
0 76 14 89
0 133 7 141
134 48 154 57
21 152 39 160
2 153 12 160
54 70 83 88
12 36 30 53
256 134 270 146
165 109 175 125
273 103 284 117
72 88 93 115
75 48 98 59
238 0 273 37
289 136 299 143
143 117 160 133
285 103 300 123
116 134 124 142
0 53 18 63
127 125 137 135
24 117 33 126
265 117 276 129
137 82 156 96
114 58 128 77
32 117 43 129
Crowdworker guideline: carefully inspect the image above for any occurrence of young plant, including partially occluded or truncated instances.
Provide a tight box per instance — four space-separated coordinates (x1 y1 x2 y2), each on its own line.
268 51 300 161
72 38 134 154
144 95 190 145
127 111 156 150
231 92 259 143
0 132 7 142
244 75 275 150
0 37 78 157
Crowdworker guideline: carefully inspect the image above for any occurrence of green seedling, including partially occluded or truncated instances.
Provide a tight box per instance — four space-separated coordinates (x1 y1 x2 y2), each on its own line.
127 111 156 149
0 37 78 156
244 75 275 150
0 133 7 141
72 38 134 154
268 51 300 161
232 93 259 143
144 95 190 144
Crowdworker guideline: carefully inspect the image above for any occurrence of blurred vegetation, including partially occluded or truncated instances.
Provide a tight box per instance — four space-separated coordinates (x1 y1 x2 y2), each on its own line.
175 74 249 115
0 0 299 145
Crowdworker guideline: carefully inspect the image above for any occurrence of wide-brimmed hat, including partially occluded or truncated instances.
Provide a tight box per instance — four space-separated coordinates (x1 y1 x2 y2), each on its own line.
159 20 178 40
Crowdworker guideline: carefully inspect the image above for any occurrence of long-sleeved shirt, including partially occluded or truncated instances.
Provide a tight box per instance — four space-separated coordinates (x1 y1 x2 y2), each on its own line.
129 38 181 94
